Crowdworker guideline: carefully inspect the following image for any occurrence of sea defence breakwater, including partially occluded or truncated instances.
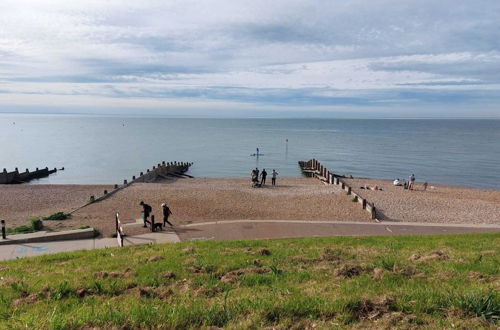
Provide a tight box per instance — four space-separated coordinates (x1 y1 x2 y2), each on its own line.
72 161 193 212
0 167 61 184
299 159 378 220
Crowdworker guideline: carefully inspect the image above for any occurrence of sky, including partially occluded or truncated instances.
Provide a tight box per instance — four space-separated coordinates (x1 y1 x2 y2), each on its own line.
0 0 500 117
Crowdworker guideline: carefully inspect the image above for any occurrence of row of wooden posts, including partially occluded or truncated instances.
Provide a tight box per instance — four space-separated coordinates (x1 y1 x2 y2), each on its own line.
89 161 193 203
0 167 61 184
299 159 377 220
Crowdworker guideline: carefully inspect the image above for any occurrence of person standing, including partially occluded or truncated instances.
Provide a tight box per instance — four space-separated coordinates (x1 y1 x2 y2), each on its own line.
261 169 267 185
409 174 415 190
272 169 278 186
140 201 152 227
162 203 173 226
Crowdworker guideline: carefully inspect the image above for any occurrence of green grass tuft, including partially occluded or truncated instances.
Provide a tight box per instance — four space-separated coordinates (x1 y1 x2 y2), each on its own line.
456 292 499 322
42 212 71 221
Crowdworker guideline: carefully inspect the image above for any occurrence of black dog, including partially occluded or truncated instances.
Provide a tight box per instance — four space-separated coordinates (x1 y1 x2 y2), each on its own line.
152 223 163 232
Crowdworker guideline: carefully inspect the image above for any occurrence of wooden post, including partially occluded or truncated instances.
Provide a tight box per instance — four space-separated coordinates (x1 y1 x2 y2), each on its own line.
1 220 6 239
123 179 127 185
140 172 143 176
371 205 376 219
116 213 124 247
132 175 136 180
151 215 155 232
104 190 108 195
89 195 95 203
114 184 118 189
362 199 367 209
347 186 352 195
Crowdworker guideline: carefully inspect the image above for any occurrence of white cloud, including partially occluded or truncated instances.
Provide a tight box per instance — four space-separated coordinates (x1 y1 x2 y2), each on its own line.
0 0 499 116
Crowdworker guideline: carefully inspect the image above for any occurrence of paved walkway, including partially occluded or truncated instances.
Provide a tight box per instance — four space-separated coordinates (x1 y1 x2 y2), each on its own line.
1 220 498 261
175 220 500 241
0 230 179 261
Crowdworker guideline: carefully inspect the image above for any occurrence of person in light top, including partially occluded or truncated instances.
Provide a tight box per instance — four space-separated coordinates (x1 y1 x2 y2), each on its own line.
272 169 278 186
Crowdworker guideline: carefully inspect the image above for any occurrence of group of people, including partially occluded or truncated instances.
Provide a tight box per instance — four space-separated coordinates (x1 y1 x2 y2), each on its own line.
139 201 173 227
251 168 278 187
393 174 427 191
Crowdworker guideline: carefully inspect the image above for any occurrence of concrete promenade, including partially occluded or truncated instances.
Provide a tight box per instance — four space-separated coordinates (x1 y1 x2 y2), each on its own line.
1 220 498 261
0 230 179 261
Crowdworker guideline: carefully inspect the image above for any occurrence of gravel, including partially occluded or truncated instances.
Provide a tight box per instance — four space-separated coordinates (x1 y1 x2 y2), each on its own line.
344 178 500 224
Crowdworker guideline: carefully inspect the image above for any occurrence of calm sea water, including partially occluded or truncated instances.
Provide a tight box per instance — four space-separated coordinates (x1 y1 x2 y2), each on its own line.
0 115 499 189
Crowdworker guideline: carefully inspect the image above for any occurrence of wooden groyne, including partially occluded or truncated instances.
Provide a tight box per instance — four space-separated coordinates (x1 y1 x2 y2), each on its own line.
71 161 193 213
0 167 61 184
299 159 378 220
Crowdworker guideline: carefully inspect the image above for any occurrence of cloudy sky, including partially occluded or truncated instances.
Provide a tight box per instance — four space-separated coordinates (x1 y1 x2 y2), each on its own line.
1 0 499 117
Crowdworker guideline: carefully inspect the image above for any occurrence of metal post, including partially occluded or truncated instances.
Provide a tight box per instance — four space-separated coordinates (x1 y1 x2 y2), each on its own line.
1 220 6 239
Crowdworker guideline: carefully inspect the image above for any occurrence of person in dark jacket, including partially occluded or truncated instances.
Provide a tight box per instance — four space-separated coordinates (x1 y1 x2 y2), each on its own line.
162 202 173 226
140 201 152 227
261 169 267 185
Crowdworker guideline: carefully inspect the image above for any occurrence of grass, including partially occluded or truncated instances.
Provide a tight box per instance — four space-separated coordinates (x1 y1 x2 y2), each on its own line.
0 233 498 329
42 212 71 221
5 218 43 235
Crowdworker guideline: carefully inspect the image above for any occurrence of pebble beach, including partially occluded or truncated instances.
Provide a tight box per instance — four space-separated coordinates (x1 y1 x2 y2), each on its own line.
1 177 499 237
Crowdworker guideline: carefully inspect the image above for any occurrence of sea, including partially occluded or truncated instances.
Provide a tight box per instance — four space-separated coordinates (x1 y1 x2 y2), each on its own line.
0 114 499 189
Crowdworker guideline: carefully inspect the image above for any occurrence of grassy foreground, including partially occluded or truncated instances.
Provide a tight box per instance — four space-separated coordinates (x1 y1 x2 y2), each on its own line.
0 234 499 329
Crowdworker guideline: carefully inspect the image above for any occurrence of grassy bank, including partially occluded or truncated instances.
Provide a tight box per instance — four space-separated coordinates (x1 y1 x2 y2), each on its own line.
0 234 499 329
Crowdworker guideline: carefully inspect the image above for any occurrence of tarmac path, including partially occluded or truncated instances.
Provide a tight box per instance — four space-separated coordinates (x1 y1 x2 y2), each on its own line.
175 220 500 241
1 220 498 261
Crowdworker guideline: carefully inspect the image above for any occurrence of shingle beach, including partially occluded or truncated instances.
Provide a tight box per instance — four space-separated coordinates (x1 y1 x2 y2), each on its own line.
1 177 499 237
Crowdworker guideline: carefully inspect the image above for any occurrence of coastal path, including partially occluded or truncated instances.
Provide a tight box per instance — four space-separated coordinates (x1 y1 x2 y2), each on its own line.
175 220 500 241
1 220 498 261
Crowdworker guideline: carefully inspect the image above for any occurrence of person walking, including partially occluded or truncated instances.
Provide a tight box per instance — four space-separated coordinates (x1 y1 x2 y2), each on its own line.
140 201 152 227
261 169 267 186
162 203 173 226
272 169 278 186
